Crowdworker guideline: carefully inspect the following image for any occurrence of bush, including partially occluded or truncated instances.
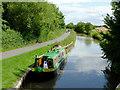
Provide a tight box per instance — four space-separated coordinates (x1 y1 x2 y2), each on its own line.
38 30 48 43
90 32 103 40
38 29 66 43
2 28 25 51
74 22 95 34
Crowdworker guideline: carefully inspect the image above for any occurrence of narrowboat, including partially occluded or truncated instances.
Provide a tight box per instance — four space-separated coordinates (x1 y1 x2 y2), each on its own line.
31 48 67 74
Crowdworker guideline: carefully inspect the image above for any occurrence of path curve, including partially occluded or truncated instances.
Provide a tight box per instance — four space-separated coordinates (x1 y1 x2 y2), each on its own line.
1 32 70 60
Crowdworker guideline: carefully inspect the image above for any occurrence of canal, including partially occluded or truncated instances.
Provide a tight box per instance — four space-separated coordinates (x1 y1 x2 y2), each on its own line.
22 34 109 88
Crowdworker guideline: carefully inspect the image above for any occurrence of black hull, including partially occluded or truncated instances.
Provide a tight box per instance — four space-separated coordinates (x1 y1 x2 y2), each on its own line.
31 57 66 76
21 57 67 88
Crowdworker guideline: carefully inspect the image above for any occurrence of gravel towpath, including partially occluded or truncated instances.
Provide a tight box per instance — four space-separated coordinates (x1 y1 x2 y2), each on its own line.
1 32 70 60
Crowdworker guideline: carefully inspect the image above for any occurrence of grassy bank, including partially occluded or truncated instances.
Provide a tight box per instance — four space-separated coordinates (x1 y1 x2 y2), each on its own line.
1 30 76 88
2 29 66 52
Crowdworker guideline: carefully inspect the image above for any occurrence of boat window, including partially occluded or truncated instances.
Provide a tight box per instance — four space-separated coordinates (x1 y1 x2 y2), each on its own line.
58 55 61 62
39 57 48 68
48 60 52 68
54 58 57 66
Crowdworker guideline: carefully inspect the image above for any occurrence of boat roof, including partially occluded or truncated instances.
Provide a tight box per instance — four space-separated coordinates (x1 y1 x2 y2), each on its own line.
42 48 65 59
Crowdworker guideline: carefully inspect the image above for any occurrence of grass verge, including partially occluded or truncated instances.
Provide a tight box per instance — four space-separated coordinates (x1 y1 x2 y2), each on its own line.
1 30 76 88
2 29 66 52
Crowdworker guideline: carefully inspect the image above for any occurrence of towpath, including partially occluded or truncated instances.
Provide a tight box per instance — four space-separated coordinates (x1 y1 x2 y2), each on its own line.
1 32 70 60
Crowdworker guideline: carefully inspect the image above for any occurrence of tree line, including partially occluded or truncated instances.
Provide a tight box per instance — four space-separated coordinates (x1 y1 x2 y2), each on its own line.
2 2 65 51
66 22 104 40
66 22 95 34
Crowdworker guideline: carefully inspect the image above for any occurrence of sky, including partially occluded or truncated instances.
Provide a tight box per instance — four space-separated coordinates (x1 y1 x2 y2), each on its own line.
47 0 112 26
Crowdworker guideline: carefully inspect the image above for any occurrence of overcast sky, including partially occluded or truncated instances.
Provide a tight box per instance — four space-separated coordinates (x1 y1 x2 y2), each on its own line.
47 0 112 25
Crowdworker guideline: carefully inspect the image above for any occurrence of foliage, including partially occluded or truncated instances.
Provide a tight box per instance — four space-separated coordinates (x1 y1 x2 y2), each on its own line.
100 1 120 74
74 22 85 33
90 31 103 40
2 30 76 88
2 2 65 41
2 20 25 51
38 29 65 43
103 66 120 89
85 23 95 34
2 2 66 51
74 22 95 34
72 21 106 40
66 22 74 29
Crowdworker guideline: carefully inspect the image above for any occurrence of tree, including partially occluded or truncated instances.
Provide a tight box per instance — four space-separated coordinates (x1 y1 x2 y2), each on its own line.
74 22 86 33
100 1 120 74
2 2 65 41
85 23 95 35
66 22 74 29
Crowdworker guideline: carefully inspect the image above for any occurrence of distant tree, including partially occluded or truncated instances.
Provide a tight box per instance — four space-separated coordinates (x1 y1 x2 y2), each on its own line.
85 23 94 35
66 22 74 29
74 22 85 33
74 22 95 34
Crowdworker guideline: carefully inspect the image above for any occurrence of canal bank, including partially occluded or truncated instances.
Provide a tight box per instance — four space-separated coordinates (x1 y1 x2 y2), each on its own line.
2 30 76 88
1 32 70 60
15 34 119 89
20 34 110 89
14 41 75 88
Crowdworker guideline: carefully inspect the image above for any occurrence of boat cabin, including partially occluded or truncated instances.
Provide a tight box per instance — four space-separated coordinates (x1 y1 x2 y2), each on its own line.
34 49 65 71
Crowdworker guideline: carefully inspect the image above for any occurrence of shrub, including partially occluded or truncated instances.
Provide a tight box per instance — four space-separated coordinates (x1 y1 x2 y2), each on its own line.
2 28 25 51
90 31 103 40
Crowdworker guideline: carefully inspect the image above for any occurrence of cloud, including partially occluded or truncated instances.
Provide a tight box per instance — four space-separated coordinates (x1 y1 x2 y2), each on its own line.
48 0 92 4
62 5 112 25
60 5 112 15
47 0 112 25
48 0 111 5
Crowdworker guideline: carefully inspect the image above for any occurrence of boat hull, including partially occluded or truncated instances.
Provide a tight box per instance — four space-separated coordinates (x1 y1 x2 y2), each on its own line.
31 57 66 76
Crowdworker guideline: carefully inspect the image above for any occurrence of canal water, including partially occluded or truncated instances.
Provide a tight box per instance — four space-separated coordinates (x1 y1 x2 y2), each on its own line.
23 34 108 88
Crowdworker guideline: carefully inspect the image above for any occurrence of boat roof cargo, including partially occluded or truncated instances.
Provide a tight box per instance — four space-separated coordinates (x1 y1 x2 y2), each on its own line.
43 49 65 59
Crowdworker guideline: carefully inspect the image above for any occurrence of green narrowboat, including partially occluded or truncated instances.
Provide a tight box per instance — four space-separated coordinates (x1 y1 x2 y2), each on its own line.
31 48 67 74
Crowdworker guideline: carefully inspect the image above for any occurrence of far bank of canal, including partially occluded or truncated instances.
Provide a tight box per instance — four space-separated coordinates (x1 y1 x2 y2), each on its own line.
22 34 119 89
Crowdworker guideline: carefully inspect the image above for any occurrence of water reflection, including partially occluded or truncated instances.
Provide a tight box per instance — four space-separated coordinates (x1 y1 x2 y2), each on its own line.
66 56 107 75
55 35 108 88
85 38 92 46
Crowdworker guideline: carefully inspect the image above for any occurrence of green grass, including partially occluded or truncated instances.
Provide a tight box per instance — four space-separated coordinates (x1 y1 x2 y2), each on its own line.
1 30 76 88
59 30 76 47
2 29 66 52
